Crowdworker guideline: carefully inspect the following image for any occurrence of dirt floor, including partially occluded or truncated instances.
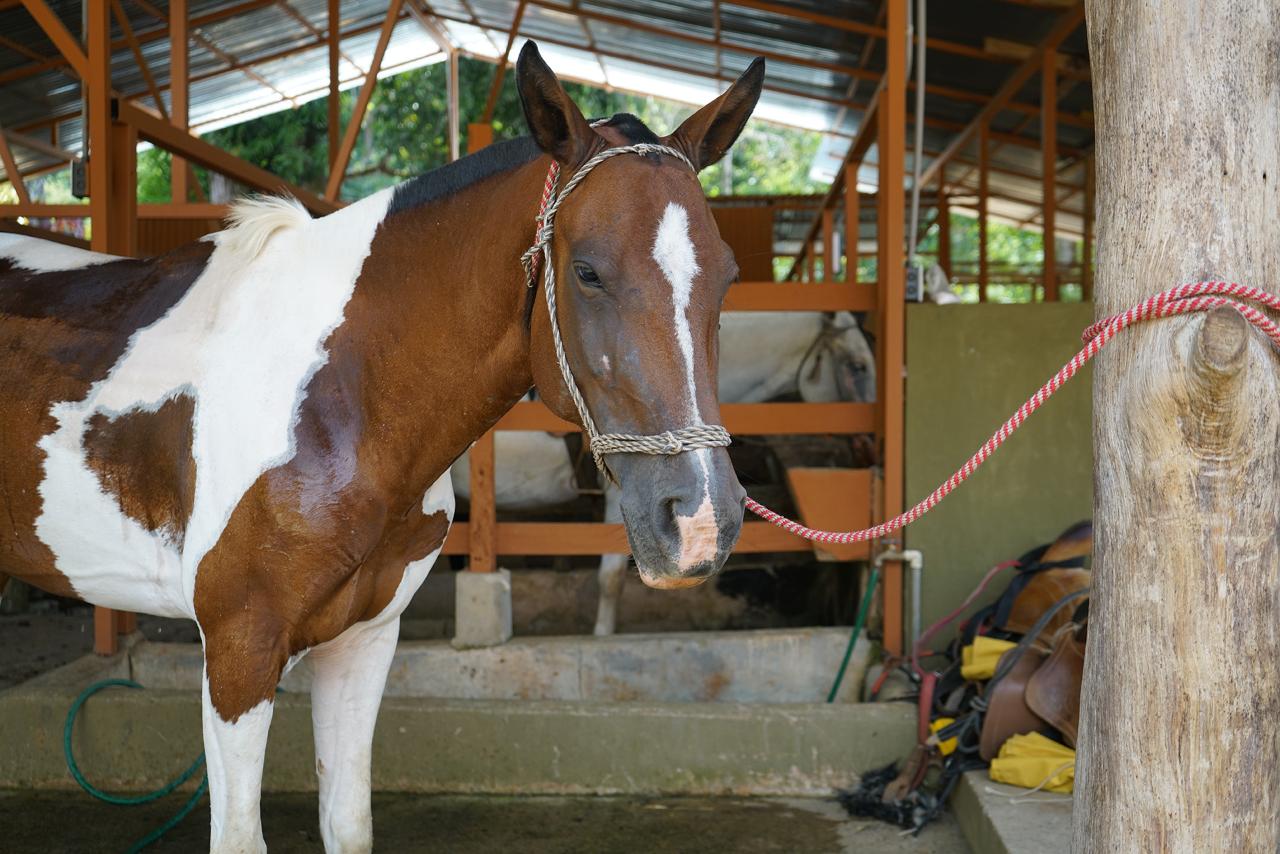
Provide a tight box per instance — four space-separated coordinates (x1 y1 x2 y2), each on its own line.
0 792 969 853
0 609 197 690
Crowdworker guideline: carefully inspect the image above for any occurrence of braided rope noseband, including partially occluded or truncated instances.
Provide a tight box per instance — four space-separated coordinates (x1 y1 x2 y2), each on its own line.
521 141 732 476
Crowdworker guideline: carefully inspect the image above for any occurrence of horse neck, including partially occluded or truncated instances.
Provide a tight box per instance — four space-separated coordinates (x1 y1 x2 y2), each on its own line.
342 155 550 492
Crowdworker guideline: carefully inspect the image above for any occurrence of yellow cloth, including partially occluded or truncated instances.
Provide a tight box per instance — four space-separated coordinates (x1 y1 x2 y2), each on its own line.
930 717 958 756
960 636 1018 681
988 732 1075 793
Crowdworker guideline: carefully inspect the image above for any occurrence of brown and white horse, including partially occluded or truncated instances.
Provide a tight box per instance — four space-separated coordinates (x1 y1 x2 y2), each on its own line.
0 44 761 852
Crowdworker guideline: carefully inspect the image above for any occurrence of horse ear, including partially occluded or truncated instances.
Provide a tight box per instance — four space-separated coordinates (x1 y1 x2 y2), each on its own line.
664 59 765 171
516 42 595 165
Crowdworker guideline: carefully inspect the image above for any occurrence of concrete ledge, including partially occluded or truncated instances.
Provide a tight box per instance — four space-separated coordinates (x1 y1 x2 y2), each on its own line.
1 671 915 795
130 627 874 704
953 770 1071 854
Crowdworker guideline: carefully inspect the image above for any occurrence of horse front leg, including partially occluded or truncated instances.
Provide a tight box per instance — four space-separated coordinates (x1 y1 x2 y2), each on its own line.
200 618 289 854
308 617 399 854
594 485 627 636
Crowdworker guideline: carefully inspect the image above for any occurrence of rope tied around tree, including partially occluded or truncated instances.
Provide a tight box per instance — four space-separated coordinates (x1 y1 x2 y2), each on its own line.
747 281 1280 544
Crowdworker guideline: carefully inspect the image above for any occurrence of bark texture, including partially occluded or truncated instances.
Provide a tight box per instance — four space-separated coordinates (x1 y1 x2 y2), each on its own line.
1077 1 1280 850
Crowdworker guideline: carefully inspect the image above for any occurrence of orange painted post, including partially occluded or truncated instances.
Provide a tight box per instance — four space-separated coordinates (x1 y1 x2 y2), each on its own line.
467 122 494 153
94 607 118 656
87 0 112 253
468 430 497 573
877 0 908 656
106 120 138 258
328 0 340 171
114 610 137 636
844 163 859 282
978 120 990 302
325 0 404 200
170 0 188 204
1041 48 1058 301
448 51 460 162
482 0 528 123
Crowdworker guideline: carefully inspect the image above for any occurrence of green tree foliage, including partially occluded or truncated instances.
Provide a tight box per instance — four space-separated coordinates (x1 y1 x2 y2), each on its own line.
135 57 826 202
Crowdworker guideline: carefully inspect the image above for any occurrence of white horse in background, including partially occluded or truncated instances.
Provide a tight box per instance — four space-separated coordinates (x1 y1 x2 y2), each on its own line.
452 310 876 634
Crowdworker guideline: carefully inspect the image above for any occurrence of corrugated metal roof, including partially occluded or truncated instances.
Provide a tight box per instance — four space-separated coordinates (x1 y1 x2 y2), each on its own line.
0 0 1093 237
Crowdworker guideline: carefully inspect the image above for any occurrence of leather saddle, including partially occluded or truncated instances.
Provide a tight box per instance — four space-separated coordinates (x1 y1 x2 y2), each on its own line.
977 521 1092 761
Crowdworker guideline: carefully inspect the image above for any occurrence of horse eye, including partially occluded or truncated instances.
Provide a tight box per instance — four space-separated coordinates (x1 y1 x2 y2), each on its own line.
574 262 602 287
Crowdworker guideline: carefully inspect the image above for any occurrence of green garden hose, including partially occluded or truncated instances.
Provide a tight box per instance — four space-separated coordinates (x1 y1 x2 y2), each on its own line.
64 679 208 853
827 568 881 703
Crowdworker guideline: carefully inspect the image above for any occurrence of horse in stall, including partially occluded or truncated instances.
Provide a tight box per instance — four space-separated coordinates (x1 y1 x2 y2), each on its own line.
0 44 763 853
452 310 876 634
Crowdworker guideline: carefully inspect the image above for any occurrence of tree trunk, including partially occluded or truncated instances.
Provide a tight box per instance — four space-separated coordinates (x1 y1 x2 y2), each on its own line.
1077 2 1280 850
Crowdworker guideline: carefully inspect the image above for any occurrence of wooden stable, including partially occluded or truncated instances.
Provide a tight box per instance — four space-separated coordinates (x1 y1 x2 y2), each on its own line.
0 0 1095 660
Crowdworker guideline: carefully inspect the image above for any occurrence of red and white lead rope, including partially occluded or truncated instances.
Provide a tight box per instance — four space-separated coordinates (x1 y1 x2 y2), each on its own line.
746 281 1280 544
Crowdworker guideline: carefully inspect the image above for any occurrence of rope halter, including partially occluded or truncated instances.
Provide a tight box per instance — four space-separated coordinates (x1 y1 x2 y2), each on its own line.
521 140 732 476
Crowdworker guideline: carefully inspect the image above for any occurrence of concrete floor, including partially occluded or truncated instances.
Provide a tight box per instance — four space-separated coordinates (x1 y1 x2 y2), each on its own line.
0 792 971 853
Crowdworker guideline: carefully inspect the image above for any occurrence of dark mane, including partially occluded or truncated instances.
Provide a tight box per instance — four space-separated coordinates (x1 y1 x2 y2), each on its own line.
386 136 542 216
590 113 661 144
386 114 662 216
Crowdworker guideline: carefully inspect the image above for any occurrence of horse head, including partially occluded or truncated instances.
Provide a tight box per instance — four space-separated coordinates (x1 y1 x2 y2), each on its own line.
516 44 763 590
798 312 877 404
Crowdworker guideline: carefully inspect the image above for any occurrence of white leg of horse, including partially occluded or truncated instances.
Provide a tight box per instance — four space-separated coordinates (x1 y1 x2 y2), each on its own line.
594 486 627 636
309 617 400 854
201 673 274 854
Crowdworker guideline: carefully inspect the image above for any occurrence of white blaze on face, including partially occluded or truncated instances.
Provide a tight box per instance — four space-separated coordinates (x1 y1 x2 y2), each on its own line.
651 203 718 572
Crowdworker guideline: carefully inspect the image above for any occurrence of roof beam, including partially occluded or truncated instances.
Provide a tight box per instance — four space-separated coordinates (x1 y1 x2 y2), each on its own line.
918 4 1085 189
0 0 279 87
481 0 527 123
112 0 169 120
406 1 453 53
721 0 1069 70
326 0 405 200
787 82 883 279
114 98 337 214
19 0 88 78
527 0 878 82
0 128 31 205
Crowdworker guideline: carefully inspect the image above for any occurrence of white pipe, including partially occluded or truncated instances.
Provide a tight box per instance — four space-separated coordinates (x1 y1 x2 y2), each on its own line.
874 548 925 653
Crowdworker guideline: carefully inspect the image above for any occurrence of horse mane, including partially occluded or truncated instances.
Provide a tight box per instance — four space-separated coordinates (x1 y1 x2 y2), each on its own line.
386 115 661 217
220 194 312 260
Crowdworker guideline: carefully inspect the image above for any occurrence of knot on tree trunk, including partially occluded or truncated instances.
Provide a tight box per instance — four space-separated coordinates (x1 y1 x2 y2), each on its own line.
1184 304 1250 460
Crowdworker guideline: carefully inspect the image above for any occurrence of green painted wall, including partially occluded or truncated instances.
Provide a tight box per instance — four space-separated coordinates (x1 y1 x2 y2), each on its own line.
903 302 1094 631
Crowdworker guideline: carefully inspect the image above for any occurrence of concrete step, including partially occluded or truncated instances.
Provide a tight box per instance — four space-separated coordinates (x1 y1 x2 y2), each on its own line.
130 626 874 704
2 649 914 796
953 770 1071 854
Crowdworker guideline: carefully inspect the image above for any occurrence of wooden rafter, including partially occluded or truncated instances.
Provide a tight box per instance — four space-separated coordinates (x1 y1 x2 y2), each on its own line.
786 82 883 279
481 0 527 124
328 0 340 170
277 0 364 73
0 0 280 87
112 0 169 120
325 0 405 200
18 0 88 78
115 98 338 214
0 128 31 205
1041 47 1058 300
918 4 1085 188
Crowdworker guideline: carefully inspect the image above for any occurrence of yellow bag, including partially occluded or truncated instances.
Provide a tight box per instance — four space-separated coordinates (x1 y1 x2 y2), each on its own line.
960 636 1018 681
988 731 1075 793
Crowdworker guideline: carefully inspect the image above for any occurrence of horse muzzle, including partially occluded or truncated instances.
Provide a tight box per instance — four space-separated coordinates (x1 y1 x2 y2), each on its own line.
613 448 745 589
